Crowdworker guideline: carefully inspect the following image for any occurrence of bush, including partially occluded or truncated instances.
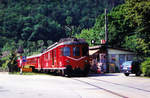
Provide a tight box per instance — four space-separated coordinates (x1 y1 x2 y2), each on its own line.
1 51 18 72
1 56 9 70
141 57 150 76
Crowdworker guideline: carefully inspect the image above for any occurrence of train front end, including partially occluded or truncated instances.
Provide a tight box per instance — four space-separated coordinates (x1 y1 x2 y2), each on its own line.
59 38 90 76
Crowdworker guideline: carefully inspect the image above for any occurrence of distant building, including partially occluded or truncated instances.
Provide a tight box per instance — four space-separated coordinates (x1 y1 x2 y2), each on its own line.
89 45 136 73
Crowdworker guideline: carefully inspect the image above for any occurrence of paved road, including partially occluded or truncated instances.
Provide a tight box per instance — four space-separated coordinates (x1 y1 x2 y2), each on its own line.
0 73 150 98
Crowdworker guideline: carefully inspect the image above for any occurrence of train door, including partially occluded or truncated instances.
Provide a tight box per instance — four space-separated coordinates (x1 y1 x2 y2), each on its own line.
58 47 63 67
41 55 44 69
37 57 41 69
54 49 57 66
52 50 54 65
48 52 51 67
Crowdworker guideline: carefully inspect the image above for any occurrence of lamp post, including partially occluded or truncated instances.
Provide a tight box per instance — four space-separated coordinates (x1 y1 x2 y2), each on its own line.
17 46 24 75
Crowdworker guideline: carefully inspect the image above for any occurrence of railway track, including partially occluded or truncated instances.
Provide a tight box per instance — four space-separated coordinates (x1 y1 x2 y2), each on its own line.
88 78 150 93
72 78 129 98
71 77 150 98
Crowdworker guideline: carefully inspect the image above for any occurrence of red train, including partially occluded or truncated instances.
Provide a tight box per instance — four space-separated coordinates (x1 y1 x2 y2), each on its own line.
18 38 90 76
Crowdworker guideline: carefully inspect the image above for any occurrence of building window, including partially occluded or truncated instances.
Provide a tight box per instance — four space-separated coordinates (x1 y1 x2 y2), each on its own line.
73 47 80 56
127 55 134 61
119 54 125 65
62 47 70 56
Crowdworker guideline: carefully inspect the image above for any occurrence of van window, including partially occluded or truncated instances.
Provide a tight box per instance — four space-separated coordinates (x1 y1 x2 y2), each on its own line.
73 47 80 56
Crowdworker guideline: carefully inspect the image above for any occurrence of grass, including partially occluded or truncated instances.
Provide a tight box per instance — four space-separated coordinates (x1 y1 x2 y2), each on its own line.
9 72 49 75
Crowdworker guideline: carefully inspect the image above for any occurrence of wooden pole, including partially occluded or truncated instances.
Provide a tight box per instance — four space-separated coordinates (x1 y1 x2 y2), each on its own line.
105 9 109 73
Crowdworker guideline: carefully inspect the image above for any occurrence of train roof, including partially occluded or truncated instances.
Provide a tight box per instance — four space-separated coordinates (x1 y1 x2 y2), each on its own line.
17 38 88 58
44 38 88 53
17 53 42 60
27 53 42 59
58 38 87 43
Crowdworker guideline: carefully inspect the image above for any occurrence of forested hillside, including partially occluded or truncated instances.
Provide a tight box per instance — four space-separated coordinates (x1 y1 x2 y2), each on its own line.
0 0 124 55
76 0 150 58
76 0 150 76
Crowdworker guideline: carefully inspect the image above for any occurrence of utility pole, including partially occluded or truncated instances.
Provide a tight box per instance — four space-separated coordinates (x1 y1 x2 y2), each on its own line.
105 9 109 73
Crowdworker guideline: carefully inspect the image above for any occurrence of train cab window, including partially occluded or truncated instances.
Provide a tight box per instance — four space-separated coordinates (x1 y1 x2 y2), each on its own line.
62 47 70 56
82 46 89 56
73 47 80 56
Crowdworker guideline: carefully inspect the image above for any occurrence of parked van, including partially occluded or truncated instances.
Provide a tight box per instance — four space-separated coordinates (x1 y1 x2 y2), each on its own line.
122 61 142 76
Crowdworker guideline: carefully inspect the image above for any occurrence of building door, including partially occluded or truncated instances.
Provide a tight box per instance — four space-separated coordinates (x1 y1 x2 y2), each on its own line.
119 54 125 71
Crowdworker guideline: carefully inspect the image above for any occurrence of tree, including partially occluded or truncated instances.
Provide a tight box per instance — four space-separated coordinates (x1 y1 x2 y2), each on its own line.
124 0 150 56
0 0 124 54
76 4 132 47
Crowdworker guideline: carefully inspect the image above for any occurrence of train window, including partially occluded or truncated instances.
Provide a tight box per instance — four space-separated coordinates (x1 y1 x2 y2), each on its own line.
73 47 80 56
82 46 89 56
62 47 70 56
48 52 50 60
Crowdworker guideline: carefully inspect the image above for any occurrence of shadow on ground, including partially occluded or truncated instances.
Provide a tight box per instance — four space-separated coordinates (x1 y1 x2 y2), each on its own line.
87 73 120 77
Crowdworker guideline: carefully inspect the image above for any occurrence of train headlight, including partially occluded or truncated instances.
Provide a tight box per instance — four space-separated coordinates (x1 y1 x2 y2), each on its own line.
66 60 70 63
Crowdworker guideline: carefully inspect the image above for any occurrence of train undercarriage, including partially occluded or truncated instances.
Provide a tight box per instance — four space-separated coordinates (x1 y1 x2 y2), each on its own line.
32 64 90 77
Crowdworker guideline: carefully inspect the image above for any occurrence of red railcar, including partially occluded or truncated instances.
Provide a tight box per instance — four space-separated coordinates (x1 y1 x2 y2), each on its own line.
18 38 90 76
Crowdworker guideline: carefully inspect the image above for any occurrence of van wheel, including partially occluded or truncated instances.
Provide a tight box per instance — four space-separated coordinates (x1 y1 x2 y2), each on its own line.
124 73 129 76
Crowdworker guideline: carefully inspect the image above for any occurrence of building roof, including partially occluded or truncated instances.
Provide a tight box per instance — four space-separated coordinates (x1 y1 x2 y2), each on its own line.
89 45 103 50
89 45 135 56
89 49 99 55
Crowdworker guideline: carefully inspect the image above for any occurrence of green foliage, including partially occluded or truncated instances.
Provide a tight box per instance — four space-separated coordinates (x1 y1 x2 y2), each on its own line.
77 0 150 75
123 35 138 52
136 38 150 56
8 51 18 72
1 51 18 72
77 0 150 58
141 57 150 76
66 16 72 25
76 28 101 46
77 4 132 47
2 40 16 52
124 0 150 56
1 56 9 69
0 0 124 53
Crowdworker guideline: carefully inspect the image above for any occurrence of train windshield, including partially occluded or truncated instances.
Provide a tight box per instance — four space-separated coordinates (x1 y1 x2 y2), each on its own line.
82 46 89 56
73 47 80 56
62 47 70 56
